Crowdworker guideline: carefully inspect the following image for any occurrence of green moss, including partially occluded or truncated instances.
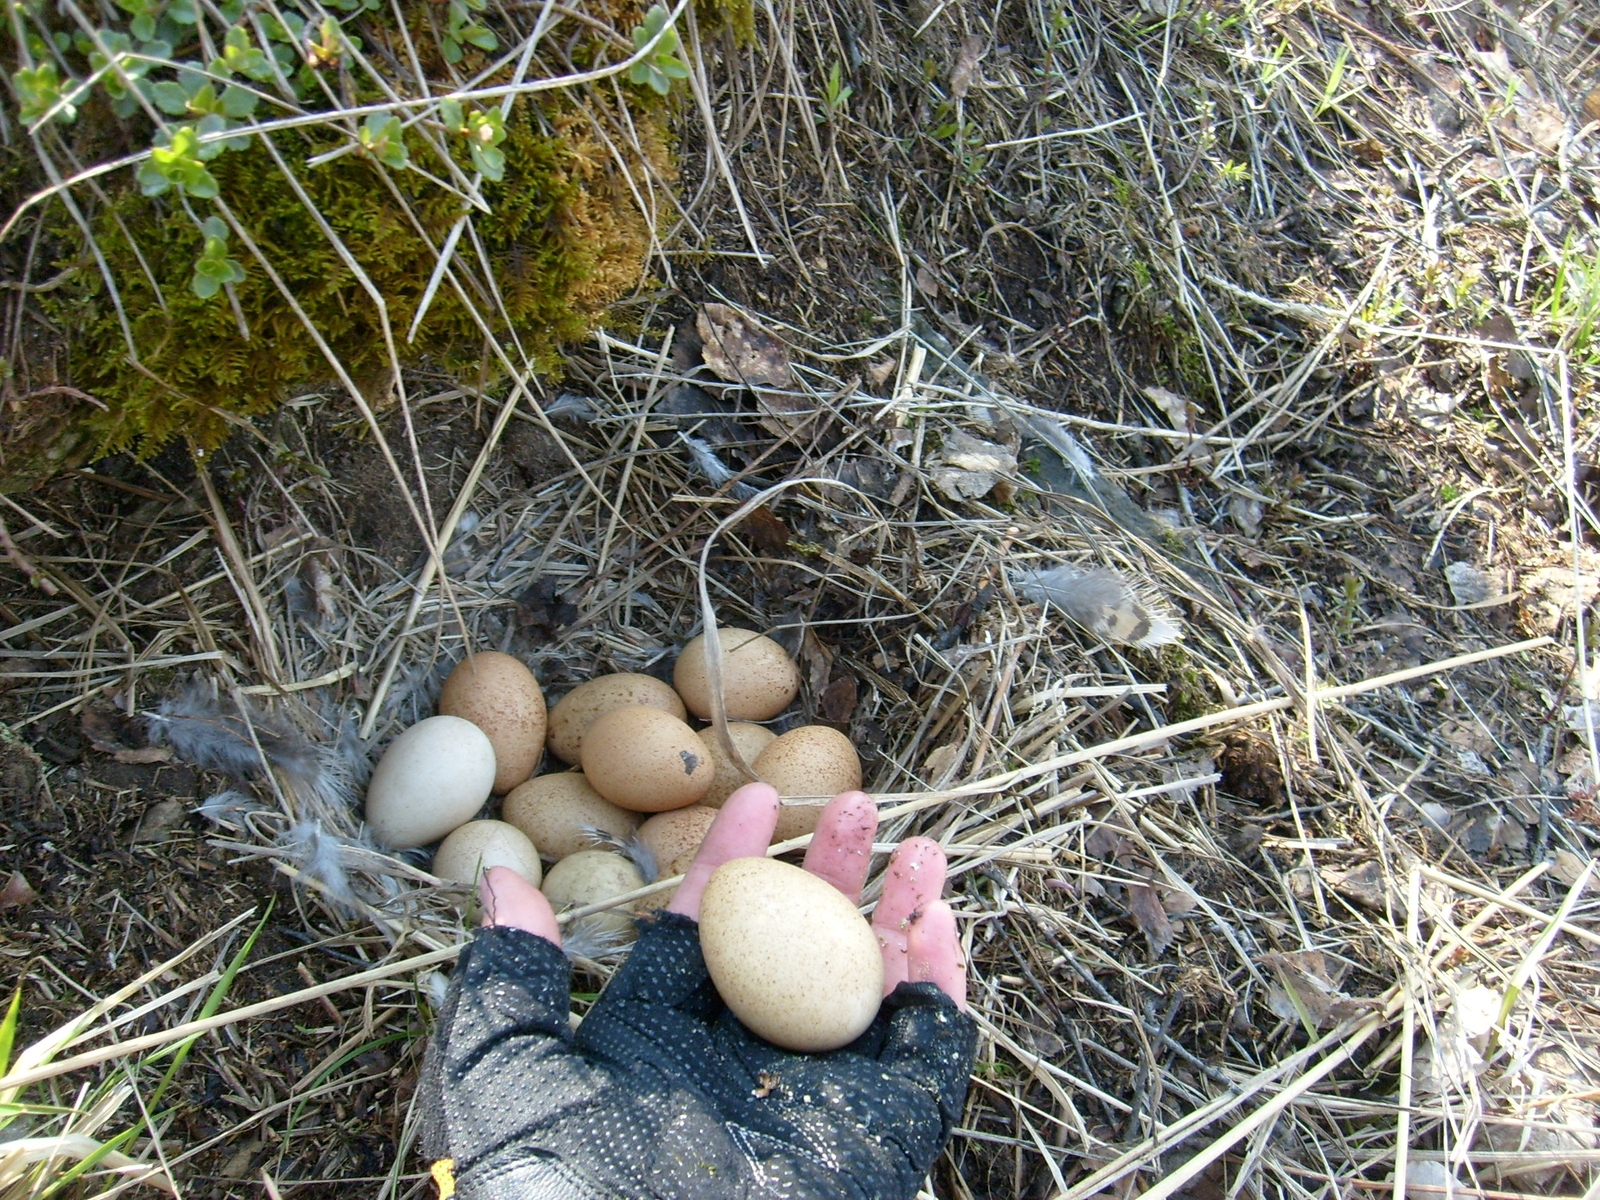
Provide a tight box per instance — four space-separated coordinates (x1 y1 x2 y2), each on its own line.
40 92 665 458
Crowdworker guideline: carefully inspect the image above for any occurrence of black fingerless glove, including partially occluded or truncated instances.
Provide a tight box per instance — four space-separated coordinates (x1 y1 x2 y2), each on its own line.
420 912 976 1199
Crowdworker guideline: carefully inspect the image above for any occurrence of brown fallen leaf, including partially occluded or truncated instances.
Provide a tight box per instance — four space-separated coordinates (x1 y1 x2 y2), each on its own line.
1549 848 1595 887
949 33 985 100
1259 949 1376 1032
739 506 791 556
914 264 941 299
0 871 36 910
1128 880 1174 956
1585 86 1600 126
115 746 174 765
820 675 857 724
1321 860 1390 911
697 303 793 390
130 798 188 845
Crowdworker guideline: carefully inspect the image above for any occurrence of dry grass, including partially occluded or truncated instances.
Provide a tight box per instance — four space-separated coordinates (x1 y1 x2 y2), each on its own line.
3 0 1600 1198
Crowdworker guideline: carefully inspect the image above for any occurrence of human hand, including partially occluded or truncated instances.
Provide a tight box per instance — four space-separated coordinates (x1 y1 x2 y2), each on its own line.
478 782 967 1010
422 784 976 1200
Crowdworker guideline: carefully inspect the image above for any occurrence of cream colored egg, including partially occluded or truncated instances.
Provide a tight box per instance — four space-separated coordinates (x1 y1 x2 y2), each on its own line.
438 651 547 794
546 673 688 764
699 857 884 1052
365 716 496 848
501 772 640 861
432 819 543 889
697 722 778 807
674 628 800 721
580 706 713 812
754 725 863 842
540 849 645 940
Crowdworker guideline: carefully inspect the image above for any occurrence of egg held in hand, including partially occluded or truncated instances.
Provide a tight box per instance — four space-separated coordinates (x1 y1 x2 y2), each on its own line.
698 856 884 1053
365 716 496 848
438 651 547 794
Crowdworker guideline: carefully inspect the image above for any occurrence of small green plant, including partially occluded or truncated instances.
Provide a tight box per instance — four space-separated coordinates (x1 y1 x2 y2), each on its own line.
816 61 853 124
190 216 246 298
439 100 508 179
1314 43 1363 118
1334 573 1365 633
11 61 76 124
357 112 409 170
136 122 223 198
1219 158 1249 185
1541 236 1600 362
629 4 689 95
440 0 497 63
1439 482 1462 504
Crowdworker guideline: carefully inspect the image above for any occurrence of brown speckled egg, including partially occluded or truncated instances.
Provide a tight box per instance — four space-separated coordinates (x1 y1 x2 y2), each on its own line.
674 628 800 721
438 651 547 794
637 804 718 879
547 674 688 764
431 819 543 889
501 771 640 861
540 850 645 940
754 725 863 842
580 706 713 812
699 857 883 1052
697 722 778 807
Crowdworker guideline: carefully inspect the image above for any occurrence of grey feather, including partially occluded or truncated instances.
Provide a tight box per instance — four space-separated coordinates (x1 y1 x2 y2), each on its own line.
1014 564 1182 648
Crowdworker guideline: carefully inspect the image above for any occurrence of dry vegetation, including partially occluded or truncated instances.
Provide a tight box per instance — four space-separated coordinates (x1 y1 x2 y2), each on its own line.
2 0 1600 1198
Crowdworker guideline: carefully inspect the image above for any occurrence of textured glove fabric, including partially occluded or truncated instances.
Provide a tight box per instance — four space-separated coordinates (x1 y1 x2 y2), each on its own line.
421 912 976 1200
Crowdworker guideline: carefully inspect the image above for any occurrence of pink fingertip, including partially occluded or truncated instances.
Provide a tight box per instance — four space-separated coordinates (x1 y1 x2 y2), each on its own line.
480 866 561 945
801 791 879 902
667 782 779 918
908 899 966 1011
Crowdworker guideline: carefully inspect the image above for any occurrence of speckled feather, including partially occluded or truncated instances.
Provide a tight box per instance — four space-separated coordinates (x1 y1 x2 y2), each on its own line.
421 914 976 1199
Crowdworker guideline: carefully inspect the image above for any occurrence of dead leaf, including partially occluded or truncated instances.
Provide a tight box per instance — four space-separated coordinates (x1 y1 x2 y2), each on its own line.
1259 949 1358 1032
820 675 857 724
1439 716 1496 756
697 304 793 390
739 507 791 556
1229 494 1264 538
798 628 833 700
930 430 1017 501
0 871 36 909
949 34 984 100
1550 848 1595 887
868 358 896 387
1144 385 1194 434
1128 880 1174 956
1322 860 1389 911
1444 561 1494 605
130 798 187 845
914 264 941 300
114 746 174 765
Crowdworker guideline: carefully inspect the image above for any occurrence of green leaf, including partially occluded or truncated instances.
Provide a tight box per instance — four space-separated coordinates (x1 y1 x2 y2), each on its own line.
469 142 503 181
12 62 76 125
438 97 463 131
461 23 497 50
151 79 188 113
221 83 256 118
201 215 229 240
441 36 463 63
130 13 155 41
168 0 198 25
136 158 170 195
0 989 22 1079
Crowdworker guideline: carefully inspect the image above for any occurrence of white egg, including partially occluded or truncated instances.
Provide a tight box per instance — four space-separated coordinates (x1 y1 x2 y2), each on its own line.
365 715 496 848
432 819 543 889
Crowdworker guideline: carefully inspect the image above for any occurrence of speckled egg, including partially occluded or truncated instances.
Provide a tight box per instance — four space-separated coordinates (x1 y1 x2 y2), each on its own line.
580 706 713 812
501 771 640 861
673 628 800 721
431 819 543 889
637 804 719 879
540 849 645 940
754 725 863 842
438 651 547 794
696 722 778 807
699 857 884 1052
365 716 496 848
546 673 688 764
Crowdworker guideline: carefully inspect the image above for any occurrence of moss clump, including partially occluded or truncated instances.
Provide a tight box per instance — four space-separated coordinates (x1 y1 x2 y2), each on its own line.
37 92 667 458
